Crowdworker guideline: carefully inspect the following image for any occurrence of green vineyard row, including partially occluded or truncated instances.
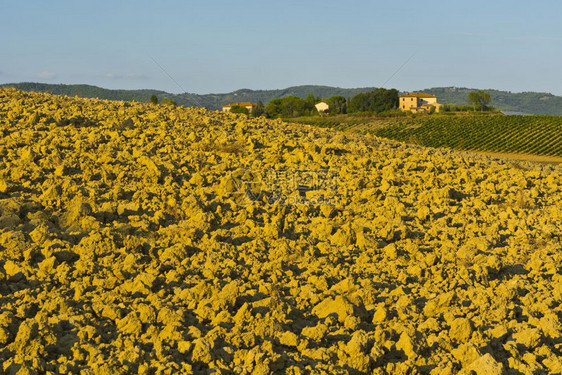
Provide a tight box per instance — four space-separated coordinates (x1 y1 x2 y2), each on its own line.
292 115 562 156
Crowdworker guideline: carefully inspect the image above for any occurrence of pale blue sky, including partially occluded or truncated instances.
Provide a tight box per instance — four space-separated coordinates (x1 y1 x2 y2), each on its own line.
2 0 561 94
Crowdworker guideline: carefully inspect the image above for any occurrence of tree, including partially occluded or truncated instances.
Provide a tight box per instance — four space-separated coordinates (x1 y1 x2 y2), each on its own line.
468 90 492 111
265 96 313 118
347 88 399 113
305 93 319 108
149 95 158 104
161 97 177 106
251 101 265 117
265 99 282 118
326 96 347 114
229 105 249 115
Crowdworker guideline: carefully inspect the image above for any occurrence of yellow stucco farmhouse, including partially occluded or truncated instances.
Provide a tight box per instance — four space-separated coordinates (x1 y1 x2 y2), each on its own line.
222 102 257 112
399 93 441 113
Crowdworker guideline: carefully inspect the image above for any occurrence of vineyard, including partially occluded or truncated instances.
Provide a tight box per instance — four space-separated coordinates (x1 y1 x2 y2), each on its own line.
291 114 562 157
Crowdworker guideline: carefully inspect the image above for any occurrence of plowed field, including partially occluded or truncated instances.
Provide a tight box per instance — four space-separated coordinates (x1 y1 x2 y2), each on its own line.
0 89 561 374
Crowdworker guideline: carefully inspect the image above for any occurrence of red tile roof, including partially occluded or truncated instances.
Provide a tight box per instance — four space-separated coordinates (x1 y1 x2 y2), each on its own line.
223 102 257 107
400 93 436 98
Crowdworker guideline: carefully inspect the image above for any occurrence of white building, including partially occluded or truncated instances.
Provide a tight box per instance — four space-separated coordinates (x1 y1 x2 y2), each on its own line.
315 102 329 113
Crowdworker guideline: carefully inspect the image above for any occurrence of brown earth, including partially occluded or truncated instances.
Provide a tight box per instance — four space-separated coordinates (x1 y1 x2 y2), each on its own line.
0 88 561 374
464 150 562 165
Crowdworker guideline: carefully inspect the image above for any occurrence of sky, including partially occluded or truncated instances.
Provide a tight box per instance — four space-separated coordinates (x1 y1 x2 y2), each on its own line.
2 0 562 95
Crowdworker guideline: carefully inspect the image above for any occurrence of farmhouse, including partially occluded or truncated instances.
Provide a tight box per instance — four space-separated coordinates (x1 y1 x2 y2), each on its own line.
315 102 329 113
222 102 257 112
399 93 441 113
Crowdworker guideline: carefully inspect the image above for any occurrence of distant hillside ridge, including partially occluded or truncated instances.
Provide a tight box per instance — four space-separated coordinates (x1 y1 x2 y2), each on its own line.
421 87 562 116
3 82 562 115
1 82 169 104
0 82 379 110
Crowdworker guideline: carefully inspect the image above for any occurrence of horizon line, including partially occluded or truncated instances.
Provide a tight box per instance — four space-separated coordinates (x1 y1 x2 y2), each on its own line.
1 81 559 97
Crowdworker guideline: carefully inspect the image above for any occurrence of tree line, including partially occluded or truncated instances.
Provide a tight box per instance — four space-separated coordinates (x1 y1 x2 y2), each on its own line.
150 94 177 106
232 88 400 118
441 91 494 113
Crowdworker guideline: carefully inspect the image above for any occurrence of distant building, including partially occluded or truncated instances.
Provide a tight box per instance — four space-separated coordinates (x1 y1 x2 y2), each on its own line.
315 102 329 113
222 102 257 112
399 93 441 113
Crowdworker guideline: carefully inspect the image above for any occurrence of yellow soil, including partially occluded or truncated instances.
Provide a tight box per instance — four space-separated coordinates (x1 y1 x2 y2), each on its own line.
467 150 562 165
0 88 561 374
